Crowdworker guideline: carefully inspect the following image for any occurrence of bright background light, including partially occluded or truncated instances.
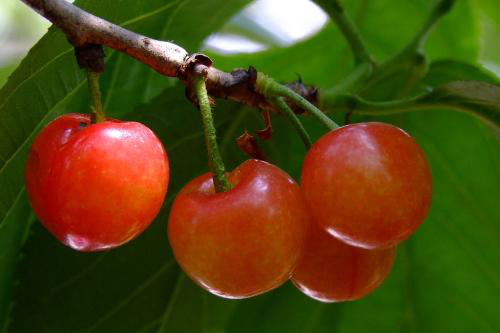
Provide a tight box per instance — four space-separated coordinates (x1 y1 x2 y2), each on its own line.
0 0 499 77
203 34 267 54
203 0 328 54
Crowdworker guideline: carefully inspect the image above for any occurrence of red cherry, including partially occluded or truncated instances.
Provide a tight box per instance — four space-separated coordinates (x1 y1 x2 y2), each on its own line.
168 159 309 299
292 222 395 302
25 113 169 251
301 122 432 249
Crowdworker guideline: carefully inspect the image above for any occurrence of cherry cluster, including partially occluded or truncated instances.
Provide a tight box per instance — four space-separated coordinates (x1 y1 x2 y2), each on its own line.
25 115 431 302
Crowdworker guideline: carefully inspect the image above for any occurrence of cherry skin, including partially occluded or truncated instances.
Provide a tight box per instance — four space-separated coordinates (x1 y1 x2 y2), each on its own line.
168 159 309 299
301 122 432 249
292 221 395 302
25 113 169 251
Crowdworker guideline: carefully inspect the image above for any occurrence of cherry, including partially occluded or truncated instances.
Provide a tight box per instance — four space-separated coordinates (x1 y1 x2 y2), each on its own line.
301 122 432 249
292 222 395 302
25 113 169 251
167 159 309 299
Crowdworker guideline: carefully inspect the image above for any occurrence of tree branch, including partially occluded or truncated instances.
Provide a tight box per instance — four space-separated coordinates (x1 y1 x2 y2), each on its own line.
21 0 186 77
19 0 290 112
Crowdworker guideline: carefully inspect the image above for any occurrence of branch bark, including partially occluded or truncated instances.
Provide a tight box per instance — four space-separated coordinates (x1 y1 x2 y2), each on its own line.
19 0 295 112
21 0 186 77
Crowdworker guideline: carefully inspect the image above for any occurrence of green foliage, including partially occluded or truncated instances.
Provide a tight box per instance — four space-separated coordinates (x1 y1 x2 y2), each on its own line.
0 0 499 332
423 80 500 129
477 0 500 25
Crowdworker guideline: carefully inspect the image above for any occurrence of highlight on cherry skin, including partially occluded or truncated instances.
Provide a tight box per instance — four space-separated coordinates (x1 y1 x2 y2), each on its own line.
25 113 169 252
291 220 395 302
167 159 310 299
301 122 432 249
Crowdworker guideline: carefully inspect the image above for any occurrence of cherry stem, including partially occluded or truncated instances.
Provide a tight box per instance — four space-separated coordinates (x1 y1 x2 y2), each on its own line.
193 76 232 193
256 72 340 131
270 97 312 149
87 70 105 124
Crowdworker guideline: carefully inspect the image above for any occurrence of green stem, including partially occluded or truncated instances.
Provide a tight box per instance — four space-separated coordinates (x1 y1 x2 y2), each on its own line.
313 0 372 65
87 70 105 124
193 76 231 193
358 0 455 95
380 0 455 69
271 97 312 149
404 0 455 54
350 101 499 132
319 90 499 133
320 91 425 113
256 72 340 131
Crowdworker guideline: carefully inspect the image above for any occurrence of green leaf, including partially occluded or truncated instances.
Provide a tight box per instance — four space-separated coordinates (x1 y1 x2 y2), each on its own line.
350 0 479 63
421 61 500 130
324 62 500 132
424 81 500 130
0 191 34 333
476 0 500 25
3 0 500 332
0 62 19 89
357 0 479 101
6 85 228 333
0 0 250 329
329 81 500 133
212 0 479 102
424 0 479 62
422 59 499 86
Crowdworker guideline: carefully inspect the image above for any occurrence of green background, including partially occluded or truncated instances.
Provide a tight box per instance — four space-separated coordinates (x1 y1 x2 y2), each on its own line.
0 0 499 332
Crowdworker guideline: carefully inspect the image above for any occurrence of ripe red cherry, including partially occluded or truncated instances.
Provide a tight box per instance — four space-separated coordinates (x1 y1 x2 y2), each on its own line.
25 113 169 251
292 222 395 302
301 122 432 249
168 159 309 299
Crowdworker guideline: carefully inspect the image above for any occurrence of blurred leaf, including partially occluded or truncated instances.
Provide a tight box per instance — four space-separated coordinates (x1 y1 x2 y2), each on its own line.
427 80 500 108
478 13 500 70
421 61 500 130
476 0 500 25
7 85 235 333
212 0 479 98
424 0 479 62
425 81 500 130
0 62 19 89
215 16 282 48
326 62 500 136
0 0 250 329
422 59 499 86
2 0 500 332
357 0 479 101
342 80 500 133
350 0 479 63
0 192 34 333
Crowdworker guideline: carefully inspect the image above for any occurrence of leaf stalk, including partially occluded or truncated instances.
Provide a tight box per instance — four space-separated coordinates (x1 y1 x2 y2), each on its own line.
270 97 312 149
256 72 340 131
